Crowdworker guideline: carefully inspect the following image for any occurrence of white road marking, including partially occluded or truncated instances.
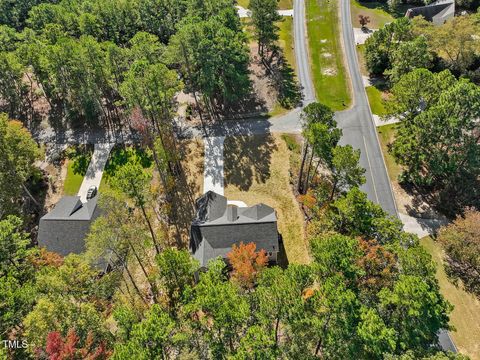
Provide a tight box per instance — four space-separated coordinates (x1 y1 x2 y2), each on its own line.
363 136 379 204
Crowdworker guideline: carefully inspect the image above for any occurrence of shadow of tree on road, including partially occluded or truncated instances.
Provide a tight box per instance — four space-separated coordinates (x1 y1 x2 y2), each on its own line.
224 134 277 191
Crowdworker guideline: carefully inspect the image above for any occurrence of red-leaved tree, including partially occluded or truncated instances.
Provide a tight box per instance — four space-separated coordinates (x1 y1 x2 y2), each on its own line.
45 329 110 360
226 242 268 288
358 15 371 29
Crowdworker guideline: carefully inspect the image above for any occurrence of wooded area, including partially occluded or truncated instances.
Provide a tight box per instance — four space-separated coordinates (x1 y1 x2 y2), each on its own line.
0 0 477 359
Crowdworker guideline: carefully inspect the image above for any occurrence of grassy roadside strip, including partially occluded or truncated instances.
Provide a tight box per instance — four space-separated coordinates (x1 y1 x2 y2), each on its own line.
421 236 480 360
350 0 394 29
278 17 296 72
365 86 386 115
376 124 401 183
270 17 298 117
306 0 351 110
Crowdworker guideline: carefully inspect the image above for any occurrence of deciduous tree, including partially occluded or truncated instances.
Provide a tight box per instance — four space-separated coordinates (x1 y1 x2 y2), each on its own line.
110 158 161 255
358 15 370 29
112 305 175 360
387 36 432 83
438 208 480 297
0 114 41 216
364 18 413 75
387 69 480 212
226 242 268 288
329 145 366 201
156 248 199 312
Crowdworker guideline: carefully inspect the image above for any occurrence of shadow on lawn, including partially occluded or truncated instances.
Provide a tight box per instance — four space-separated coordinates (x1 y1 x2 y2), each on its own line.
357 1 414 18
223 133 277 191
270 54 302 110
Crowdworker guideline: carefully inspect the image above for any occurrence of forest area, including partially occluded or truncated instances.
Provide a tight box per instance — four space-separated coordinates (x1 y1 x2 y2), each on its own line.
0 0 478 359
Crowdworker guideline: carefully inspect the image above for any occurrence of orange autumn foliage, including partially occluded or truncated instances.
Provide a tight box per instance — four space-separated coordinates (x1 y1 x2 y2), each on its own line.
302 287 315 300
29 248 64 268
357 239 396 296
226 242 268 288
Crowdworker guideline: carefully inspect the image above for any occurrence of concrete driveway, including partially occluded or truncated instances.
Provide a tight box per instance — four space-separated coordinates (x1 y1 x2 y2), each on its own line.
236 5 294 18
78 143 114 202
203 136 225 195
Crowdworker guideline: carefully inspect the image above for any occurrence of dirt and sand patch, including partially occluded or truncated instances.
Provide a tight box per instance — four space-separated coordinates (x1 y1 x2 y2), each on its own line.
322 68 337 76
223 134 309 265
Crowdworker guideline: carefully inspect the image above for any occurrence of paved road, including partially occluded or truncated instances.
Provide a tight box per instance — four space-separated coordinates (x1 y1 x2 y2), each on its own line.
337 0 397 216
77 143 114 202
293 0 316 104
338 0 456 351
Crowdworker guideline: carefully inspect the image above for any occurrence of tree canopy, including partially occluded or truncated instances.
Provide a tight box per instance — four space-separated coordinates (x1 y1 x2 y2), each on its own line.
0 114 41 217
385 68 480 214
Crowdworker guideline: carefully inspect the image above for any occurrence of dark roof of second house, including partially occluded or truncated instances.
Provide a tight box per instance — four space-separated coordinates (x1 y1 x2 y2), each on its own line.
405 0 454 25
190 191 279 267
37 196 100 257
193 191 277 225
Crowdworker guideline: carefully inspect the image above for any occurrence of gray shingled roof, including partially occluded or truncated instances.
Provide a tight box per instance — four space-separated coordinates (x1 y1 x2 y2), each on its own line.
190 191 279 267
405 0 454 25
37 196 100 257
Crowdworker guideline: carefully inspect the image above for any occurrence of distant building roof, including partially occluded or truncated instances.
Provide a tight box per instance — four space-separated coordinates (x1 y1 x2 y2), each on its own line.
405 0 454 25
190 191 279 267
37 196 100 257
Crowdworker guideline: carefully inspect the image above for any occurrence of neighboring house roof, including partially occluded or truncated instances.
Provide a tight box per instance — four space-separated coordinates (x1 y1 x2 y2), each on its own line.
37 196 100 257
405 0 454 25
190 191 279 267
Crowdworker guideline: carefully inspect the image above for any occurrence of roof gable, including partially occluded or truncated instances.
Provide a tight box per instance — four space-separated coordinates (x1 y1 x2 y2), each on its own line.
190 192 280 266
195 191 227 222
37 195 100 256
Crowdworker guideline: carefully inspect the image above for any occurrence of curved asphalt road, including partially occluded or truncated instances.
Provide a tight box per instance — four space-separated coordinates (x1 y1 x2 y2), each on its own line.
180 0 400 220
337 0 456 351
336 0 397 216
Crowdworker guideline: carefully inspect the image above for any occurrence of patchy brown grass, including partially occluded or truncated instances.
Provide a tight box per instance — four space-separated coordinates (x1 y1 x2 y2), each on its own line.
181 138 205 199
224 134 310 265
421 236 480 360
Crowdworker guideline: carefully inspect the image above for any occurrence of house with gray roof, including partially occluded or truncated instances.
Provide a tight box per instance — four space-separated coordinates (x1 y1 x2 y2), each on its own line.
190 191 280 267
405 0 454 25
37 195 100 257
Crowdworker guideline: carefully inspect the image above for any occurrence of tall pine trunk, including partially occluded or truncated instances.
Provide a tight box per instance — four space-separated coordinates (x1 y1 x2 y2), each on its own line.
298 142 309 194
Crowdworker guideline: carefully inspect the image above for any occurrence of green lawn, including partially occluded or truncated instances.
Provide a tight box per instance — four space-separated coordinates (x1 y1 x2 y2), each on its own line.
306 0 351 110
63 160 84 195
100 146 153 192
356 44 368 76
269 17 300 117
351 0 394 29
366 86 386 115
377 123 402 182
278 17 296 72
421 237 480 360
